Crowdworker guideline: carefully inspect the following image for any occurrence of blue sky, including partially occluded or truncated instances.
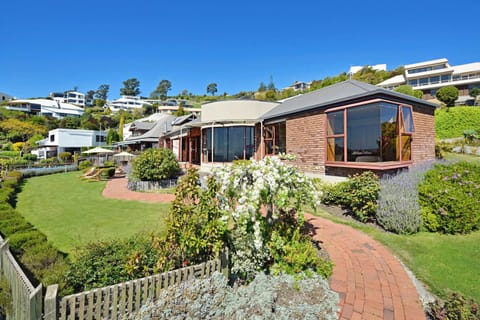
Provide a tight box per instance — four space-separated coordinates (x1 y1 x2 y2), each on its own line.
1 0 479 99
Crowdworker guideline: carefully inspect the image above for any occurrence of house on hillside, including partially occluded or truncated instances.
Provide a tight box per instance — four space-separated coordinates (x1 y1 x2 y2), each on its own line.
0 92 14 102
32 129 107 159
5 99 84 118
119 114 176 151
377 58 480 105
176 80 437 177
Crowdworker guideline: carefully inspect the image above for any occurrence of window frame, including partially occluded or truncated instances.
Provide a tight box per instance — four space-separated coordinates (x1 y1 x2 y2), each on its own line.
325 99 415 169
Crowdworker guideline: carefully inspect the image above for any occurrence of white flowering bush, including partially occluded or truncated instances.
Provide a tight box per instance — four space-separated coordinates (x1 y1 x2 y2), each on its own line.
211 156 321 279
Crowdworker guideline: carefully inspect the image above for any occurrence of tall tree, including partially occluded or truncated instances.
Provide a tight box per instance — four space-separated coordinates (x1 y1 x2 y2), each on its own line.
120 78 141 96
95 84 110 101
151 80 172 100
207 83 218 96
258 82 267 92
267 76 276 91
118 115 124 140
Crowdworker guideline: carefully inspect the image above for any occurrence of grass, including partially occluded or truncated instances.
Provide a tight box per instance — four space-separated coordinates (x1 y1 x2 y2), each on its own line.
443 152 480 164
16 171 171 254
313 209 480 303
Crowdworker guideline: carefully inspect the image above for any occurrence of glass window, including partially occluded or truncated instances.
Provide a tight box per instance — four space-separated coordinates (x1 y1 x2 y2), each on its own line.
430 76 439 84
327 111 344 135
264 122 286 155
347 105 381 162
401 106 414 133
50 135 55 142
419 78 428 86
327 137 344 161
202 126 256 162
408 80 418 86
441 75 451 82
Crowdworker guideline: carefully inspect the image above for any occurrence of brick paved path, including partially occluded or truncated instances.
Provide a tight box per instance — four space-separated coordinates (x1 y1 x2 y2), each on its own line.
102 177 175 203
102 179 426 319
305 213 426 320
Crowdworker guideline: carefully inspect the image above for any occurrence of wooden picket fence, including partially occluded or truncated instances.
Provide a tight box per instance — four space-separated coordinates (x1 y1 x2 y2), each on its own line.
0 237 42 320
45 250 229 320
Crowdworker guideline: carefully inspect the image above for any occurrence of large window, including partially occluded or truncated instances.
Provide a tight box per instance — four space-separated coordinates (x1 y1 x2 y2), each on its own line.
202 126 254 162
326 102 414 163
264 122 286 155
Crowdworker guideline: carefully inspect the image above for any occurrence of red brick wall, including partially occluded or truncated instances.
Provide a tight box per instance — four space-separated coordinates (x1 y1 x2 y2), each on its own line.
411 105 436 164
285 110 327 174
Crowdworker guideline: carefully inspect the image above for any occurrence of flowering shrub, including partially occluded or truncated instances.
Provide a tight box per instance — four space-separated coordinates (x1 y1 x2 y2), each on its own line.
419 161 480 234
131 272 339 320
376 162 433 234
154 169 226 272
427 292 480 320
211 156 323 280
132 148 179 181
322 171 380 222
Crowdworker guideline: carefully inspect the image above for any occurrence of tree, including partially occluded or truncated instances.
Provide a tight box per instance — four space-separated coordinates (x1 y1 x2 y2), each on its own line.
86 90 96 103
175 101 187 116
95 84 110 101
106 128 120 144
120 78 141 96
151 80 172 100
436 86 459 107
394 85 423 99
118 115 124 140
267 76 276 91
469 88 480 105
258 82 267 92
206 83 218 96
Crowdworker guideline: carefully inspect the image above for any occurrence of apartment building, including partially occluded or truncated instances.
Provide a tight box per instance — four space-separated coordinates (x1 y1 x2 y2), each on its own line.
378 58 480 104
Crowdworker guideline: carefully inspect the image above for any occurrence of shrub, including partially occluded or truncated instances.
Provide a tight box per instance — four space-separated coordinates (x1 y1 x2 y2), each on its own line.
131 272 339 320
322 171 380 222
59 152 72 162
66 234 159 291
427 292 480 320
376 163 433 234
78 160 92 170
0 174 70 293
0 275 12 318
419 161 480 234
154 169 226 272
100 167 115 179
132 148 179 181
436 86 459 107
22 154 37 162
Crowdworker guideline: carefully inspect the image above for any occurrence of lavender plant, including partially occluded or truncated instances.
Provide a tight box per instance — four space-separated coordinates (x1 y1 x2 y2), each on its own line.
376 162 433 234
131 272 339 320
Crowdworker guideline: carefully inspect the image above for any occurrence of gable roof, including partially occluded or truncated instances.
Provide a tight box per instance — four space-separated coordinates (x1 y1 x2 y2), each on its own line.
261 80 437 120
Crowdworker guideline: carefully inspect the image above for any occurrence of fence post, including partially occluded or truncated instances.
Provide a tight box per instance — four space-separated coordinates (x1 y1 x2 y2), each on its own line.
220 247 229 279
44 284 58 320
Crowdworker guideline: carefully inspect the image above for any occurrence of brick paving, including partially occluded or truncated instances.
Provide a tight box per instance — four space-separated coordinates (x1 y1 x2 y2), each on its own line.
102 178 426 319
305 213 426 320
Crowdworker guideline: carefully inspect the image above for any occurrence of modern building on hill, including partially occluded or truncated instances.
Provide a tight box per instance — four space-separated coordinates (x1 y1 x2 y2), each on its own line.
5 99 85 118
172 80 437 177
32 129 107 159
50 91 86 107
283 81 312 92
377 58 480 104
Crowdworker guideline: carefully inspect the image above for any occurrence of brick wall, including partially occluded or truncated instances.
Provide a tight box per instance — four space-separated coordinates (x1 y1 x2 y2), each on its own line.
411 105 436 164
285 110 327 174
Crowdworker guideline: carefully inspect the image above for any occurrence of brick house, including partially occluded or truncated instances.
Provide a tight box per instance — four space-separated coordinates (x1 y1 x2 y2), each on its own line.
257 80 437 176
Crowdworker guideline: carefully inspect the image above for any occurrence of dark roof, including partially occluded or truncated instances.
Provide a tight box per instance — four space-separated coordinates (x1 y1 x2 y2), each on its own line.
125 115 176 142
261 80 437 120
129 121 155 131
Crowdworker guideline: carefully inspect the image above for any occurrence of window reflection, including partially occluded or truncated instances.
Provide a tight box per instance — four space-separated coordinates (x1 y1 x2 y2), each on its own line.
202 126 255 162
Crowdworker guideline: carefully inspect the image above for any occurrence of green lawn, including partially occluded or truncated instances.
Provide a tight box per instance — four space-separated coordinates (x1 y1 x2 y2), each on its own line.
314 210 480 303
16 172 171 254
443 152 480 164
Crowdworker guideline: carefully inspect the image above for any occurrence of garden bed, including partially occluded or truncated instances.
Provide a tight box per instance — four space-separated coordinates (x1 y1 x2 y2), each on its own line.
127 179 177 192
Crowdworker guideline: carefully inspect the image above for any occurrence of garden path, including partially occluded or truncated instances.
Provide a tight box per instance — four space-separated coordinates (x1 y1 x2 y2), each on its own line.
102 178 426 319
305 213 426 320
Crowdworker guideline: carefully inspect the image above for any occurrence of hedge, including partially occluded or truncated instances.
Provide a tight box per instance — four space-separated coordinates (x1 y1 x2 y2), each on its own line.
435 107 480 139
